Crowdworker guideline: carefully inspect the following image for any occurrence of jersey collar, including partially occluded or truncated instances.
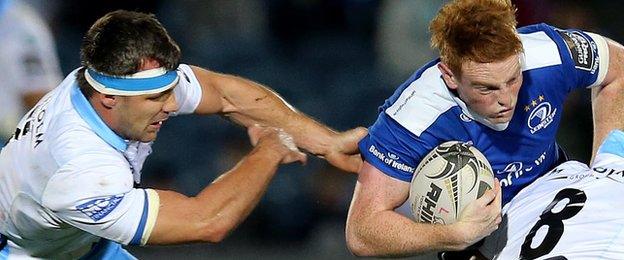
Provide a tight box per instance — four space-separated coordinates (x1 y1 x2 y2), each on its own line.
451 95 510 131
70 84 128 151
598 130 624 158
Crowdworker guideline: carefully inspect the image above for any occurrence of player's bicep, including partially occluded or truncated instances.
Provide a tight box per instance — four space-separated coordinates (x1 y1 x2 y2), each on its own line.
350 162 410 217
145 189 213 245
359 114 426 182
187 65 226 115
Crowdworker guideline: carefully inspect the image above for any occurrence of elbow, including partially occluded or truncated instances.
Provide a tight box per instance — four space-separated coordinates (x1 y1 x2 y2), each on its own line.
196 219 235 243
345 221 375 257
200 230 228 244
346 236 370 257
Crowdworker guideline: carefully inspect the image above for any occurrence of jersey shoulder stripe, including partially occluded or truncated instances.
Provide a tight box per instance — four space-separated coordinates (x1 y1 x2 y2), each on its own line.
384 61 457 137
519 30 562 71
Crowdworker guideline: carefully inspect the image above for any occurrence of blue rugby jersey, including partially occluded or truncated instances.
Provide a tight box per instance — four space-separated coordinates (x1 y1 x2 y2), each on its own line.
359 23 610 205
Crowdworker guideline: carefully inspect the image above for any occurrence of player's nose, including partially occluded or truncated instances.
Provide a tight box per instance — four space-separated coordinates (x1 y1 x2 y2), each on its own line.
164 92 179 112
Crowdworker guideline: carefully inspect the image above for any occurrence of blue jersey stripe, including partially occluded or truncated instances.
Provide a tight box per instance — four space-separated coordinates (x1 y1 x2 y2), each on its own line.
129 190 149 245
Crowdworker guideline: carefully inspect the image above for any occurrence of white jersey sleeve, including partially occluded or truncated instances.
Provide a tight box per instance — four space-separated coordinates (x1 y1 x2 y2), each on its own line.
41 155 160 246
172 64 203 115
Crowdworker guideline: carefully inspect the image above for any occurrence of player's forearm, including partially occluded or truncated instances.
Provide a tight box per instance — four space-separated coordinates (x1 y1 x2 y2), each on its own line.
220 76 337 156
193 145 283 241
347 210 469 257
149 146 283 244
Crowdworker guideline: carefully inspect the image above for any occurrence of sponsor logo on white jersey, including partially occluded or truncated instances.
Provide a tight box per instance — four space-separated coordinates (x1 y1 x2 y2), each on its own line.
76 194 125 221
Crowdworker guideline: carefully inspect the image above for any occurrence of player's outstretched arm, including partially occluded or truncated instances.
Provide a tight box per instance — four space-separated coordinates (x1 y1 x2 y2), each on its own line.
146 126 306 244
592 38 624 159
189 65 367 173
345 162 501 257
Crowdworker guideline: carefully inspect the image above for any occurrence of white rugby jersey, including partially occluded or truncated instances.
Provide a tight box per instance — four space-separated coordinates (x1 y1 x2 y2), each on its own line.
0 64 202 258
480 130 624 259
0 0 62 139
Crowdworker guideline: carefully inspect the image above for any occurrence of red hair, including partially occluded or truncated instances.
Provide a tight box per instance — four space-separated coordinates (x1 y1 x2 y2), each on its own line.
430 0 523 75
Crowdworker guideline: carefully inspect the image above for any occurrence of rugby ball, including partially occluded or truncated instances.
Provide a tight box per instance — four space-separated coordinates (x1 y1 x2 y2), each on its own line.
409 141 494 225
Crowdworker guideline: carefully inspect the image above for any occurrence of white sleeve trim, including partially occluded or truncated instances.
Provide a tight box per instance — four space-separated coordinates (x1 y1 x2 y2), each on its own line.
587 32 610 88
140 189 160 245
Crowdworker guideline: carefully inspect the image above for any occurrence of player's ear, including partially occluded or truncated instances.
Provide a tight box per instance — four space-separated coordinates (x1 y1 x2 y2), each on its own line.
100 94 118 109
438 62 459 90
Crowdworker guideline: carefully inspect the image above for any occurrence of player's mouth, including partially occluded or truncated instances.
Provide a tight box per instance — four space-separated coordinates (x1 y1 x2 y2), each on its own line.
495 107 514 118
149 118 168 129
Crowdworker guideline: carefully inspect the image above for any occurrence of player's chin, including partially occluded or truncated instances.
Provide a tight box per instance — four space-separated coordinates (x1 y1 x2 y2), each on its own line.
139 132 159 142
489 114 513 124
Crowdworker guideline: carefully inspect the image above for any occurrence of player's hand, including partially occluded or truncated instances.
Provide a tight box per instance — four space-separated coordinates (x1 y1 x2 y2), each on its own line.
323 127 368 173
452 180 502 249
248 125 307 165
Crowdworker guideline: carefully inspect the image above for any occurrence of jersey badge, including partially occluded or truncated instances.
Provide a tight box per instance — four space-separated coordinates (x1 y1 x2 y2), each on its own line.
76 194 125 221
524 95 557 134
556 29 599 74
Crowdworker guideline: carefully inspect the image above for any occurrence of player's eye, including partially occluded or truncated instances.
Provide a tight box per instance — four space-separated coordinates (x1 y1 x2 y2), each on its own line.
477 86 495 95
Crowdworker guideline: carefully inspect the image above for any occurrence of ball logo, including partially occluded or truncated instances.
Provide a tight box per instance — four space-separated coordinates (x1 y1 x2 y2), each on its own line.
528 102 556 134
427 143 477 180
409 141 495 225
419 183 442 223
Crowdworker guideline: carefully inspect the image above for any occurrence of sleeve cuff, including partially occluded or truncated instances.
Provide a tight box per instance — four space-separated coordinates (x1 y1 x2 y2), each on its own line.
586 32 610 88
129 189 160 245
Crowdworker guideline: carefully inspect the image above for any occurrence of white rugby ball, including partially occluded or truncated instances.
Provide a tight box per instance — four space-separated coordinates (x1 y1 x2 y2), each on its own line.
409 141 494 225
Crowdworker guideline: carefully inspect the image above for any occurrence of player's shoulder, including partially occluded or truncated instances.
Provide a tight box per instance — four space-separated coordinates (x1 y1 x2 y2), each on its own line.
383 59 459 136
516 23 568 71
44 75 128 168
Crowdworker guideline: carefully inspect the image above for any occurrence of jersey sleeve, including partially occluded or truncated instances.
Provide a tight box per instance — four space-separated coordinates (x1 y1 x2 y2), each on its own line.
550 26 609 89
358 113 436 182
172 64 203 115
41 155 160 246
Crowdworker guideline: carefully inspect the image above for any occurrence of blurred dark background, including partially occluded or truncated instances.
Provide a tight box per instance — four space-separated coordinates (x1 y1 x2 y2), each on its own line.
8 0 624 259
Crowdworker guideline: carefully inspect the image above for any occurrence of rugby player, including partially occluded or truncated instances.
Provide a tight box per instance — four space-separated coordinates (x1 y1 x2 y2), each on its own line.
479 130 624 259
346 0 624 256
0 10 365 259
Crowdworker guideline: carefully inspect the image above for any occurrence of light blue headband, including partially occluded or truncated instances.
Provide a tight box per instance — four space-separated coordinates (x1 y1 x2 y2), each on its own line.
84 67 179 96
